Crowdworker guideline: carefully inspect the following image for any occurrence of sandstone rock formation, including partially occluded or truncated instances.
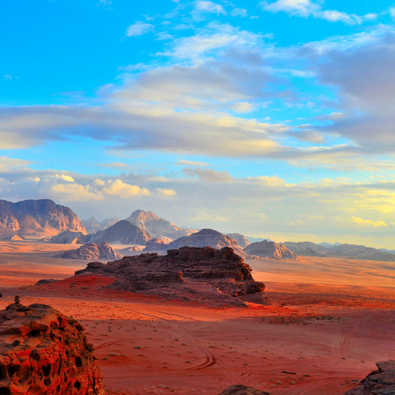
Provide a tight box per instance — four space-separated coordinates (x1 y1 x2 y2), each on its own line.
143 237 173 251
218 385 269 395
0 199 85 239
126 210 195 239
244 240 298 260
165 229 247 258
82 217 119 234
75 246 265 306
227 233 250 248
283 241 326 257
56 242 122 260
0 300 105 394
343 360 395 395
118 246 145 255
50 220 151 246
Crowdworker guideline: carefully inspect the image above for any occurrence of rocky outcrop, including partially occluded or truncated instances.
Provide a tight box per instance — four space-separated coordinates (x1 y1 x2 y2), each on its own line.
75 246 265 306
283 241 326 257
56 242 122 260
50 220 151 246
343 360 395 395
166 229 247 258
143 237 173 251
227 233 250 248
82 217 119 234
244 240 298 260
0 300 105 394
126 210 195 239
0 199 86 239
218 385 269 395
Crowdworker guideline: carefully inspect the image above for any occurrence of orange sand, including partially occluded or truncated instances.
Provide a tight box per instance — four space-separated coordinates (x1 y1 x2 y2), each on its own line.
0 241 394 395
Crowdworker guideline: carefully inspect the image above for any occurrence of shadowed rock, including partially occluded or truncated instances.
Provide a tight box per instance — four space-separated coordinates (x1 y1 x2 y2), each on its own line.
0 301 105 394
218 385 270 394
244 240 298 260
343 360 395 395
75 246 265 306
227 233 250 248
56 242 122 260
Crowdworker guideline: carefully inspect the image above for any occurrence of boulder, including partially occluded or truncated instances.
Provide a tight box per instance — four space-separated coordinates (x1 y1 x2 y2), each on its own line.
343 360 395 395
56 242 122 260
218 385 269 394
0 299 105 394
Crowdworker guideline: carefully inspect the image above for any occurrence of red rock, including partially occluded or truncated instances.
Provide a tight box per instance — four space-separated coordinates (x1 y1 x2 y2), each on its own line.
75 246 265 306
0 301 105 395
218 385 270 394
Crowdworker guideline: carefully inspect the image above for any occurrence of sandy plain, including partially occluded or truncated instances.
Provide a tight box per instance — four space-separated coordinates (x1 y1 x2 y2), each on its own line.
0 241 394 395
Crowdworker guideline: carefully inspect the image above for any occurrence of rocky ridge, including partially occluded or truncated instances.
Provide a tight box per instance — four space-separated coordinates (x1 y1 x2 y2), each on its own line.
343 360 395 394
227 233 250 248
81 217 119 234
244 240 298 260
75 246 265 306
0 199 86 239
144 237 174 251
126 210 195 239
56 242 122 260
165 229 247 258
0 299 105 394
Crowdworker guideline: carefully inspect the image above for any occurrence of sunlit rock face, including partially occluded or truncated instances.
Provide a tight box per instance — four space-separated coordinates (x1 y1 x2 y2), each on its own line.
0 199 86 240
343 360 395 395
244 240 298 260
55 242 122 261
0 301 105 395
75 246 265 306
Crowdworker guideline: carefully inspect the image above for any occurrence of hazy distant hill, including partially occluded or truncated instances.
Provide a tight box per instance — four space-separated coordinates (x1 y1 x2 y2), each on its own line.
50 220 151 246
161 229 246 257
82 217 120 234
284 241 395 262
0 199 85 239
126 209 196 239
227 233 250 248
244 240 298 260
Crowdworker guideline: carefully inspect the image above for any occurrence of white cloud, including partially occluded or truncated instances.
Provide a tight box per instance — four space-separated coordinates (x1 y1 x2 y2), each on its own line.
231 8 248 17
156 188 177 196
177 160 210 166
125 22 154 37
183 167 233 182
390 7 395 18
261 0 367 25
195 1 226 15
102 179 151 197
351 216 388 228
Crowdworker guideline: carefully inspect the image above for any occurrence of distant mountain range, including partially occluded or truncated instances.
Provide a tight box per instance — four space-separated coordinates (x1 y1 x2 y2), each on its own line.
81 217 119 234
0 199 85 239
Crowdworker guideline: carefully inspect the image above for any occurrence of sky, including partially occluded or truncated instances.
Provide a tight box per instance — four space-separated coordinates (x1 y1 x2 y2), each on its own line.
1 0 395 247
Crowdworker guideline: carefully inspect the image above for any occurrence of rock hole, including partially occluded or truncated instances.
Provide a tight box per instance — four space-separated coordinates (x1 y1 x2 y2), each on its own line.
0 388 11 395
57 360 62 375
42 364 51 377
44 377 51 387
0 368 5 380
75 357 82 368
28 330 41 337
74 381 81 390
8 365 19 378
57 385 60 392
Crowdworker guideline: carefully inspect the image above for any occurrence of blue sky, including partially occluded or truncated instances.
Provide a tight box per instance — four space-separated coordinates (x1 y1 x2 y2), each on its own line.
1 0 395 247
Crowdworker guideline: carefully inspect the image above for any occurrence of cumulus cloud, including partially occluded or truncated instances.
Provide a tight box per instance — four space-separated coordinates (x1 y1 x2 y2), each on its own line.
194 1 226 15
261 0 369 25
351 216 388 228
156 188 177 196
125 22 154 37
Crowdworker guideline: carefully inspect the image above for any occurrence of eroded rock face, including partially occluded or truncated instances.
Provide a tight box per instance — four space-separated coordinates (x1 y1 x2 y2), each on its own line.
244 240 298 260
343 360 395 395
218 385 269 395
0 301 105 395
75 246 265 306
227 233 250 248
56 242 122 261
143 237 173 251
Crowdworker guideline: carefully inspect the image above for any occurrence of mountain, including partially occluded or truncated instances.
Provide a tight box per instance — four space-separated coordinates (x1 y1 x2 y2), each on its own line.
56 242 122 260
126 210 195 239
87 220 151 245
246 236 272 243
0 199 85 239
82 217 120 234
50 220 151 245
244 240 298 260
164 229 246 257
283 241 326 257
227 233 250 248
144 237 174 252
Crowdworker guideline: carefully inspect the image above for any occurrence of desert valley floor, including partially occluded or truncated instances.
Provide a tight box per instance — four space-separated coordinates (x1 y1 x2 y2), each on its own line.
0 241 394 395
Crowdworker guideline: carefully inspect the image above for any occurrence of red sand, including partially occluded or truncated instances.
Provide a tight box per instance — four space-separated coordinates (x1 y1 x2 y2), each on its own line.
0 241 394 395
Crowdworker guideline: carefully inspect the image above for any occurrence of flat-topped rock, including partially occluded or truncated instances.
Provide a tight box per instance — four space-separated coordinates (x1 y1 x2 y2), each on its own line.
0 301 105 394
75 246 265 306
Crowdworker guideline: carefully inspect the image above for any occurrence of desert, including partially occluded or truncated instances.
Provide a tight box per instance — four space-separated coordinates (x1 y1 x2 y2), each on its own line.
1 238 394 394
